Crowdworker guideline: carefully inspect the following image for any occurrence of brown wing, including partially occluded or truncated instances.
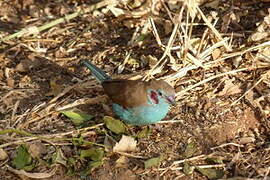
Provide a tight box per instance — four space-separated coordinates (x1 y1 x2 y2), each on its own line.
101 79 175 108
102 79 149 108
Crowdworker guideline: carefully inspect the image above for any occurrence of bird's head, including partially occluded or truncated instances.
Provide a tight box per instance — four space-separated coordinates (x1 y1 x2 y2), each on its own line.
147 80 175 105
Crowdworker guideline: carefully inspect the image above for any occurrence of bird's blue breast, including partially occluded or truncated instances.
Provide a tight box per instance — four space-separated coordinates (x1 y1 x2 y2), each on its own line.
112 99 170 125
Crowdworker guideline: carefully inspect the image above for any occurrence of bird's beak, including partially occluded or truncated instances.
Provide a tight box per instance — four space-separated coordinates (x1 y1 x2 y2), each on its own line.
166 96 176 106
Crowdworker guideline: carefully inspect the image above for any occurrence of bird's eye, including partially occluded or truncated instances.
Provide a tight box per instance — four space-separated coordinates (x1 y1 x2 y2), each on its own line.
158 91 163 96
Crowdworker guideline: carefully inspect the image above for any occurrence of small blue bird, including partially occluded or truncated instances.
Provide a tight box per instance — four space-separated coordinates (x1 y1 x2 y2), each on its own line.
82 60 175 125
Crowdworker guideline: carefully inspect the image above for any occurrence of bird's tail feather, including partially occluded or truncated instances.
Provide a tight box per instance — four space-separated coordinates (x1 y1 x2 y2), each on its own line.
82 60 111 83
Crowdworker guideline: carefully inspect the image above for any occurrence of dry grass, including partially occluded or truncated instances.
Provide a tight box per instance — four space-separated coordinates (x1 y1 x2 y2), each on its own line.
0 0 270 179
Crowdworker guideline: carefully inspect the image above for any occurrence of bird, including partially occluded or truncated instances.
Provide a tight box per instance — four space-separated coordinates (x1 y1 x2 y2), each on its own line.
82 60 175 125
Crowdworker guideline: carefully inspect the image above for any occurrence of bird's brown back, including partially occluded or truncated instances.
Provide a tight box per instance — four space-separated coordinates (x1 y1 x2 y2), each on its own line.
102 79 174 108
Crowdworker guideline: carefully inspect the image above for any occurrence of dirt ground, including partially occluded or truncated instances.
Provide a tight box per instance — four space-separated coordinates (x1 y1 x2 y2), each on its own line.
0 0 270 179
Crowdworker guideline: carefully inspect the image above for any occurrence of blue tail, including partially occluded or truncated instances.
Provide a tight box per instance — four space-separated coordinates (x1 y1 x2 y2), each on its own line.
82 60 112 83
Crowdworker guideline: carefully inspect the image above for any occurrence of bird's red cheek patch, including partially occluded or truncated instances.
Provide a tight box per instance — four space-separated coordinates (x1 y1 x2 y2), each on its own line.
150 91 159 104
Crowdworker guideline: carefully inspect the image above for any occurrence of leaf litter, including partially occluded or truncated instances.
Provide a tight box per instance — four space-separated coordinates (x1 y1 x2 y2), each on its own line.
0 0 270 179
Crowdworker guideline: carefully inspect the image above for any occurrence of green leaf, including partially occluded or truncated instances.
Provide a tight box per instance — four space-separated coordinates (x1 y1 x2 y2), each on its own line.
80 160 104 177
206 157 223 164
196 167 224 179
66 157 77 176
184 141 197 158
67 157 76 166
103 116 126 134
183 161 194 175
61 108 93 125
88 160 103 170
23 162 36 171
137 126 151 138
80 148 104 161
136 33 149 42
71 136 84 146
12 144 32 169
144 155 163 169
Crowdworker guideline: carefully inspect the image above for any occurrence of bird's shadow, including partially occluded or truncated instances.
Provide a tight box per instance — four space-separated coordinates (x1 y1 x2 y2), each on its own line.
1 46 106 130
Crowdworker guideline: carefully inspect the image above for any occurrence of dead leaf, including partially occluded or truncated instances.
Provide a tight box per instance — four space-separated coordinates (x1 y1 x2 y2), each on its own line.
46 77 64 97
250 32 269 42
104 135 114 151
232 56 242 68
107 6 125 17
6 164 58 179
6 78 14 87
113 135 137 152
123 19 136 29
237 137 256 145
117 169 136 180
15 59 33 72
183 161 194 175
245 92 265 117
127 0 143 8
28 142 47 159
218 79 242 96
115 156 129 168
141 55 158 68
249 12 270 42
168 1 181 11
245 89 255 105
184 140 198 158
164 20 173 35
221 12 239 33
211 48 221 60
204 0 220 9
0 148 8 160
